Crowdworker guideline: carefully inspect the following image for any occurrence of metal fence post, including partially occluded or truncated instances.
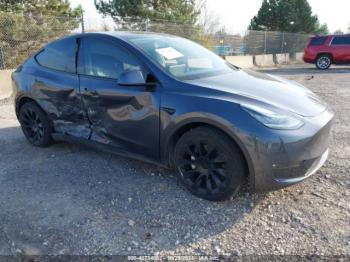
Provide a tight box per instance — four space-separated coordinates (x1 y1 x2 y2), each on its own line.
281 32 285 53
145 20 148 32
297 34 300 53
264 30 267 54
81 11 85 33
243 31 248 55
0 47 5 69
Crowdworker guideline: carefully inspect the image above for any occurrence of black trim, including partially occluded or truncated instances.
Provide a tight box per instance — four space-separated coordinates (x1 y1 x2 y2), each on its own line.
52 133 167 168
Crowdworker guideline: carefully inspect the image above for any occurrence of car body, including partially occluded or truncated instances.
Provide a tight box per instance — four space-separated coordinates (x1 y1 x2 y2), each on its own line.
303 34 350 69
12 32 334 200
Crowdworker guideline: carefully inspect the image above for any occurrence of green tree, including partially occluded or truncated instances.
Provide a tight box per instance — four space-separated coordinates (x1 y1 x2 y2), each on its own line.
249 0 328 34
0 0 82 68
95 0 200 25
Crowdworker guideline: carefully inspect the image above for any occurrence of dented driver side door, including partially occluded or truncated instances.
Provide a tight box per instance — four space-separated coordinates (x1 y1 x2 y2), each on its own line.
77 36 161 161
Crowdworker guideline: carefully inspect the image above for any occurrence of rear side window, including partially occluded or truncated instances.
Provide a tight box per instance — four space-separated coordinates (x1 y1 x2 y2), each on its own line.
36 38 77 73
331 36 350 45
309 37 327 46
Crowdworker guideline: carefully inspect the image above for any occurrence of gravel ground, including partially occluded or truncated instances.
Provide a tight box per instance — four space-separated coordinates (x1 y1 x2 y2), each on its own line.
0 64 349 259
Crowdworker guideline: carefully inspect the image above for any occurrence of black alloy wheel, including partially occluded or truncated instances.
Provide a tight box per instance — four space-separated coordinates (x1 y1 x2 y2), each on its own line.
19 102 52 147
174 127 245 201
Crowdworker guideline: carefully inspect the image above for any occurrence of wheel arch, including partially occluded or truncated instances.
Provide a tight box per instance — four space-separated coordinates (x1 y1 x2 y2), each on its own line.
15 96 44 118
316 52 333 61
162 117 255 188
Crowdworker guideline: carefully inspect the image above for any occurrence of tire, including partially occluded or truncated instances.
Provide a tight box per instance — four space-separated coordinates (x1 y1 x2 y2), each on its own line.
316 55 332 70
19 102 53 147
174 127 246 201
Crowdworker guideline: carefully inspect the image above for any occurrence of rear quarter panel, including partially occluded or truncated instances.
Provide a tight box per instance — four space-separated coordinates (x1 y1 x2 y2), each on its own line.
304 36 332 63
12 61 37 116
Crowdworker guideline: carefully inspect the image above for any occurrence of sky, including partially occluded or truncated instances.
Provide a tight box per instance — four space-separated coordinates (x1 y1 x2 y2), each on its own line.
69 0 350 34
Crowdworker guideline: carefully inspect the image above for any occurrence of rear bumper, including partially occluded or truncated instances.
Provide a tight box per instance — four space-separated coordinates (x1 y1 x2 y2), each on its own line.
249 109 333 191
303 53 316 63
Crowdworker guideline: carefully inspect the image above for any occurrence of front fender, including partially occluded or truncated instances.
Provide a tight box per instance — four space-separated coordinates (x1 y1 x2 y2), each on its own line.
160 111 257 189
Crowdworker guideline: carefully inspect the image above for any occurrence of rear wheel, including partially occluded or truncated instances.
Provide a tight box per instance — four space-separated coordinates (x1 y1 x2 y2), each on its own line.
174 127 246 201
316 55 332 70
19 102 52 147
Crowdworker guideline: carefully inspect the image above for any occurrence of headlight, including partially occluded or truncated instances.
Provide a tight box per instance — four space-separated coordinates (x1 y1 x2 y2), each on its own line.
241 104 304 130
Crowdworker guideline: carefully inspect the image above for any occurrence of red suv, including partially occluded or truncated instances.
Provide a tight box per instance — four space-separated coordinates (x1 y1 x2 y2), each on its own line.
303 35 350 69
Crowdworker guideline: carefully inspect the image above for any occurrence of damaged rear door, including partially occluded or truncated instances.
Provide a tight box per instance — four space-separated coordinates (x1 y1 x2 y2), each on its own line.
33 36 90 138
77 36 160 161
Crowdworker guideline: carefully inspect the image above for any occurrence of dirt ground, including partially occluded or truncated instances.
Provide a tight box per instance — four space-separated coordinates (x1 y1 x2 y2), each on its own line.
0 64 349 259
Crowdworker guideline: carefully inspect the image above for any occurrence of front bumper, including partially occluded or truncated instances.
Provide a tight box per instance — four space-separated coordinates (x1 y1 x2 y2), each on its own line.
273 149 328 186
247 108 333 191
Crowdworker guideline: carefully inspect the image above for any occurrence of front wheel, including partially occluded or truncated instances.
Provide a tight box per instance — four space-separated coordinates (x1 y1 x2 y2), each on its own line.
19 102 53 147
316 55 332 70
174 127 246 201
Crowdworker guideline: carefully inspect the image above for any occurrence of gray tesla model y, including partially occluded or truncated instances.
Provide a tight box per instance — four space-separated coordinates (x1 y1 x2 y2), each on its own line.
12 32 333 201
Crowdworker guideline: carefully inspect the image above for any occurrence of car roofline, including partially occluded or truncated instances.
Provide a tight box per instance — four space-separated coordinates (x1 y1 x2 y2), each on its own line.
68 31 183 41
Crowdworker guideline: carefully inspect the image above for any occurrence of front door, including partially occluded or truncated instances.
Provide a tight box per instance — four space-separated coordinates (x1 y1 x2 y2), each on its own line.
77 36 161 160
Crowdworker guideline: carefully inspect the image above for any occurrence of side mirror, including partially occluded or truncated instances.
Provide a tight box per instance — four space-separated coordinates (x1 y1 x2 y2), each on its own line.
118 69 155 86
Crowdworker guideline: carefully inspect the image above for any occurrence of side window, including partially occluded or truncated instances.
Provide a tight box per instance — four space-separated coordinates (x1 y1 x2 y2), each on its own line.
309 37 327 46
78 38 143 79
36 38 77 73
331 36 350 45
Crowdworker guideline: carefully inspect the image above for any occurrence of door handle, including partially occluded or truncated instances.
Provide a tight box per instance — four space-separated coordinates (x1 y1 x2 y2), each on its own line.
84 88 98 96
90 90 98 96
161 107 176 115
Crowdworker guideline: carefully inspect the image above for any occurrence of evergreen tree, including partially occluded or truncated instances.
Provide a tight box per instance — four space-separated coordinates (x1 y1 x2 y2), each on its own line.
249 0 328 34
0 0 82 16
95 0 200 25
0 0 82 68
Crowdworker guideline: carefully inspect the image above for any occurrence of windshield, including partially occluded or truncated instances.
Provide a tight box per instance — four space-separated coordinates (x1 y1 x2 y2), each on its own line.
129 35 236 80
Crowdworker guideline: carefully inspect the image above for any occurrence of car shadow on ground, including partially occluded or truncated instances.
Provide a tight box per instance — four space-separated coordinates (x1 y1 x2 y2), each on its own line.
0 126 267 255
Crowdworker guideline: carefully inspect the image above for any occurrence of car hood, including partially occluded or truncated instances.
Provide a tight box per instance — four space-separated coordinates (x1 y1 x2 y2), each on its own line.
186 69 327 117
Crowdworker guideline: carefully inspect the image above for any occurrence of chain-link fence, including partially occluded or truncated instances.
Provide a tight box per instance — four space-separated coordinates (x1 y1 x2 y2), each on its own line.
0 12 81 69
243 30 310 55
82 17 310 56
82 16 219 51
0 12 310 69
